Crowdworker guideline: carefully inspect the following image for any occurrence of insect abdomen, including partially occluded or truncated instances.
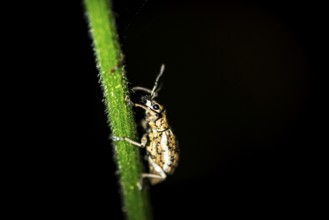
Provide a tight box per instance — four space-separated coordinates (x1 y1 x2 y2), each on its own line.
146 130 179 175
162 130 179 174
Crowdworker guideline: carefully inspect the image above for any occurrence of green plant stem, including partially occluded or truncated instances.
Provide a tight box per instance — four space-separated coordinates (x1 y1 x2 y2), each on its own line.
84 1 151 219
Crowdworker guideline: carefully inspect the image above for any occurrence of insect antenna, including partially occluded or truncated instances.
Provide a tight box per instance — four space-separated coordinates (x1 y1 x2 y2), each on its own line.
151 64 165 99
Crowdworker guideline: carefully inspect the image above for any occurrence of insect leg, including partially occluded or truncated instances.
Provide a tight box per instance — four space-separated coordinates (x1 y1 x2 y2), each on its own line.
124 95 149 111
112 136 145 148
112 133 148 148
138 157 167 189
125 95 150 112
131 86 153 94
131 87 159 98
124 95 135 106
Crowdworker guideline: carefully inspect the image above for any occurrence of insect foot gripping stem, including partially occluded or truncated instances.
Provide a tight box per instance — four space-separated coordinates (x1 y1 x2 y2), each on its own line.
112 135 146 148
111 135 124 141
125 95 134 106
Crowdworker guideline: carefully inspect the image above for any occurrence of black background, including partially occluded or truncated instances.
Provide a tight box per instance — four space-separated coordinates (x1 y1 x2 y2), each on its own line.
15 0 325 219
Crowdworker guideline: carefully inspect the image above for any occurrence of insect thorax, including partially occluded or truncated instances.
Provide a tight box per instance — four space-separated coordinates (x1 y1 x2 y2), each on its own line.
147 110 169 131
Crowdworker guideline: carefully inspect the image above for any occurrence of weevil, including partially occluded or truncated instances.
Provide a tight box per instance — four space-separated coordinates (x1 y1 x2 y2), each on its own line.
112 64 179 188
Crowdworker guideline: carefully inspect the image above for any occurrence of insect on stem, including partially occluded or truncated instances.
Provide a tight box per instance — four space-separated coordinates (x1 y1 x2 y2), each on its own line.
113 63 179 187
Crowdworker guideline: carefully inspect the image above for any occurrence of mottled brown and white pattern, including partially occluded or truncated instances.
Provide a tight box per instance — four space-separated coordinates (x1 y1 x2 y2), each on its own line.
145 113 179 184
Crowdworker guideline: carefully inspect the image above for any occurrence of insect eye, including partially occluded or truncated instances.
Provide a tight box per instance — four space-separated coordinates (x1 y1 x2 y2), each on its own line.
153 104 160 110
